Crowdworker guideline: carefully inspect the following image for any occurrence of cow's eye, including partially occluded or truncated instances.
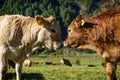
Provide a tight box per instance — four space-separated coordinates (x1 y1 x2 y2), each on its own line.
68 29 71 32
51 29 56 33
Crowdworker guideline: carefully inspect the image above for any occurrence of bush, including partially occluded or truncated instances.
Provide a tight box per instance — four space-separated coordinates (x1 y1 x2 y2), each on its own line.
75 59 81 65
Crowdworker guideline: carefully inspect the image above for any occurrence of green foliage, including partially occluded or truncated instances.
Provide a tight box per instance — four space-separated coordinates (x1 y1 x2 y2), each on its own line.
75 59 81 65
0 0 120 40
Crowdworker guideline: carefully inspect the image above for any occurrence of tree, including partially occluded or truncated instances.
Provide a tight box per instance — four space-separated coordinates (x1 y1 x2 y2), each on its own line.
25 7 33 16
0 0 120 40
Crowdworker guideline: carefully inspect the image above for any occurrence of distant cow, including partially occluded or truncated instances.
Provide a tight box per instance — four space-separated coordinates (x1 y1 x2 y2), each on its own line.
22 59 32 67
0 15 62 80
8 59 39 68
43 62 53 65
61 58 72 67
64 7 120 80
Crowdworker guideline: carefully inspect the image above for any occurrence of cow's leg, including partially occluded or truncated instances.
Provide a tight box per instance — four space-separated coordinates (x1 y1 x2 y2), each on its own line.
102 62 117 80
15 63 23 80
0 45 8 80
111 63 117 80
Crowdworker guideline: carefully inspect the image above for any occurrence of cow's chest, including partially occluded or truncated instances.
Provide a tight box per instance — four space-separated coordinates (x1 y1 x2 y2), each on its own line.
7 46 32 62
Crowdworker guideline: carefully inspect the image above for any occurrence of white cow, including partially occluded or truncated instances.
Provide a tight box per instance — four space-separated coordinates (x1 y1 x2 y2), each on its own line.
0 15 62 80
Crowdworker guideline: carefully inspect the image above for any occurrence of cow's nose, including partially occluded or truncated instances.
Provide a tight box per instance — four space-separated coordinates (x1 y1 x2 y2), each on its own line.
54 42 63 50
64 41 68 47
63 41 71 48
59 43 63 48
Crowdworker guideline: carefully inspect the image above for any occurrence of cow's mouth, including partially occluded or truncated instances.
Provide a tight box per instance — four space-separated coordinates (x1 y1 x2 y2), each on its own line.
71 43 80 48
64 42 80 48
54 43 63 50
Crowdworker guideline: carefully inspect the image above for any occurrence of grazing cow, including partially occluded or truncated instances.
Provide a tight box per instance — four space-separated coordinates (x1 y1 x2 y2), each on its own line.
61 58 72 67
22 59 32 67
0 15 62 80
8 59 31 68
87 64 96 67
43 62 53 65
64 7 120 80
8 59 39 68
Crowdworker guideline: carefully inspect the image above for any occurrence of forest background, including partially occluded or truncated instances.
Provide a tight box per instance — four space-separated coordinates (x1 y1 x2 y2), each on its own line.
0 0 120 40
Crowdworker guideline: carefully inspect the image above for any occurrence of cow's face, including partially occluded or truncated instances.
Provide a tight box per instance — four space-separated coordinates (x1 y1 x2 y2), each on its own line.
46 16 62 50
35 16 62 50
64 14 98 48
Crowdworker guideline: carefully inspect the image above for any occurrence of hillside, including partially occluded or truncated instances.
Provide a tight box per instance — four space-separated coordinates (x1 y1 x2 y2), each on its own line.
0 0 120 40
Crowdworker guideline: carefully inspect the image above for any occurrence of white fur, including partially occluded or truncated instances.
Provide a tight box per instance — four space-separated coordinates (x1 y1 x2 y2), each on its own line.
0 15 62 80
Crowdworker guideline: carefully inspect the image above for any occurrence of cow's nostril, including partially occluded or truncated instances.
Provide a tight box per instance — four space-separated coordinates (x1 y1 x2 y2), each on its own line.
63 41 67 47
60 43 63 48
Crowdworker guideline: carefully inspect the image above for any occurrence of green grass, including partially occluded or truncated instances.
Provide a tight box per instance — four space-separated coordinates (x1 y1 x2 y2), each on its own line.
6 52 120 80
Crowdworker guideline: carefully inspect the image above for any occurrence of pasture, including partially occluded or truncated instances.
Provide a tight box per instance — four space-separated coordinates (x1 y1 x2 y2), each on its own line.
6 48 120 80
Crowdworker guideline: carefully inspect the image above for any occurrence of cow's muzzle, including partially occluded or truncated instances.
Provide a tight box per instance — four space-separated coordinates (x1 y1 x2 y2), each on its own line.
54 43 63 50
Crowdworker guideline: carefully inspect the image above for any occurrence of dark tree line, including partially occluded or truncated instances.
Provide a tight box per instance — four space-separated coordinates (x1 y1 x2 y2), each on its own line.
0 0 120 40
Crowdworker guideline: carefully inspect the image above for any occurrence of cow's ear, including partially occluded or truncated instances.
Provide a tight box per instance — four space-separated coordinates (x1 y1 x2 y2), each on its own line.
80 18 85 26
47 16 54 22
85 19 98 25
76 18 85 27
75 14 85 27
35 16 45 25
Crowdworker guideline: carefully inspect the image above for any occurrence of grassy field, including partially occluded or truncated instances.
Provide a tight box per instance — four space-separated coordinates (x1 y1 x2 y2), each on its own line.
6 50 120 80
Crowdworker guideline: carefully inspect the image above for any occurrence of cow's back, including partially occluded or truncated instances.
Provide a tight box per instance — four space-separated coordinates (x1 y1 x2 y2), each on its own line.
0 15 35 46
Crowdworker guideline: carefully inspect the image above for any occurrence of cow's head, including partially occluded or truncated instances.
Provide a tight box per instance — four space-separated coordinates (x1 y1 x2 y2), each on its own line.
64 14 99 48
34 16 62 50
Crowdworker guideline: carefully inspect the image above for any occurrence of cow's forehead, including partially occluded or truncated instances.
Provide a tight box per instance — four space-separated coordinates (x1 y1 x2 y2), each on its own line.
68 14 86 29
68 22 76 30
68 17 80 29
50 20 60 30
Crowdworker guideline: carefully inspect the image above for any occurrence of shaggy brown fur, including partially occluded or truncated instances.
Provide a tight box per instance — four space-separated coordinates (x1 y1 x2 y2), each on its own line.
61 58 72 67
64 7 120 80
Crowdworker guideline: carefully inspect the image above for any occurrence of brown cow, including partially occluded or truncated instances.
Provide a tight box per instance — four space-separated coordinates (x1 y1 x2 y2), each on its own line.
43 62 53 65
22 59 32 67
61 58 72 67
64 7 120 80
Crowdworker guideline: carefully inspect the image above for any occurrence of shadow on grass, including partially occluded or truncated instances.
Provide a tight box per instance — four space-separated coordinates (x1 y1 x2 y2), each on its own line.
5 73 45 80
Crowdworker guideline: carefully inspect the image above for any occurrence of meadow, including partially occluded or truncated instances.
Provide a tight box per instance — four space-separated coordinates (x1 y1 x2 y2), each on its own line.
6 48 120 80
